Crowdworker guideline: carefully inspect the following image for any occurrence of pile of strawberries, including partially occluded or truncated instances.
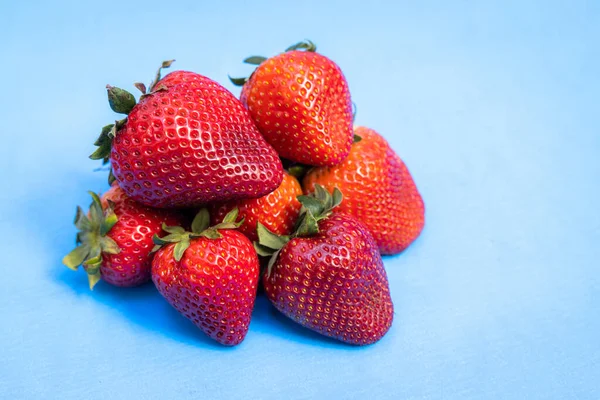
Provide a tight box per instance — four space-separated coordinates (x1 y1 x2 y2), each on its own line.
63 41 425 346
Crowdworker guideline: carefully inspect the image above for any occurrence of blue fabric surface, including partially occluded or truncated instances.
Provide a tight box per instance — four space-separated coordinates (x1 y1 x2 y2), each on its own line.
1 1 598 399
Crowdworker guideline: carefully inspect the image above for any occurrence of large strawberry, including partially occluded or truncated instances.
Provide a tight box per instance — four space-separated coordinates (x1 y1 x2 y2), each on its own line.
256 185 394 345
303 127 425 254
230 40 354 167
209 170 302 242
91 61 283 208
151 209 259 346
62 184 185 289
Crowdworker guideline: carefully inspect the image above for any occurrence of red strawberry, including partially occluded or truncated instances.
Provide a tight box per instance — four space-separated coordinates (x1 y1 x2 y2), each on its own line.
303 127 425 254
231 40 354 166
62 184 185 289
256 186 393 345
151 209 259 346
91 61 283 208
209 171 303 242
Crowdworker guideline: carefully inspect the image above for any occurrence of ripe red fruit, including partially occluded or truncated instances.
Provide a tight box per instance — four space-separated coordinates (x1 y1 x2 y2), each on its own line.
303 127 425 254
256 186 393 345
91 61 283 208
62 184 185 289
209 171 303 242
151 209 259 346
232 40 354 167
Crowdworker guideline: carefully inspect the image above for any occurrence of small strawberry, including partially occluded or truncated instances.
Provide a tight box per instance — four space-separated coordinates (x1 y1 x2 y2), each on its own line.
209 171 303 242
62 184 184 289
91 61 283 208
256 185 394 345
151 209 259 346
230 40 354 167
303 127 425 254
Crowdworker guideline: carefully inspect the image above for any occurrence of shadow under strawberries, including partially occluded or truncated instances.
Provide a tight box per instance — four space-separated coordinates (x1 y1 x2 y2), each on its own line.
52 265 229 349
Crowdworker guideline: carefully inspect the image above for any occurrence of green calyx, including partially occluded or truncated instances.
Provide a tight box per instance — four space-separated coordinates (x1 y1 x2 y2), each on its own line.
152 208 243 262
106 85 136 114
62 191 121 290
90 60 175 184
254 184 343 276
229 39 317 87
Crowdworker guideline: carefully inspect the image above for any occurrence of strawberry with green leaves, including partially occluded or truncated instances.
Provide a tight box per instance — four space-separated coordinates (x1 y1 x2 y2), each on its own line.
63 184 185 289
256 185 394 345
304 126 425 254
151 209 259 346
231 40 354 167
91 61 283 208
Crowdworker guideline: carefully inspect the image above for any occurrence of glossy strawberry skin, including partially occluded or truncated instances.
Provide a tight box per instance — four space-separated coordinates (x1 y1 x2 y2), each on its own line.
209 171 303 242
99 184 185 287
111 71 283 208
151 230 259 346
240 51 353 167
263 213 393 345
303 127 425 254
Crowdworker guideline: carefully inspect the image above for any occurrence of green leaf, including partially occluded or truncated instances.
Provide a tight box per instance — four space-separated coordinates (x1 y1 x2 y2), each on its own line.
191 209 210 234
83 246 102 269
243 56 267 65
257 223 289 250
266 249 282 277
133 82 147 94
297 195 325 218
212 220 244 231
151 244 162 253
106 85 136 114
332 187 343 209
100 208 118 236
294 209 320 237
100 236 121 255
154 233 184 244
285 40 317 52
313 184 331 208
87 270 102 290
200 229 222 240
162 224 185 235
222 208 239 224
228 75 247 87
94 124 115 146
253 242 275 257
173 237 190 262
88 191 103 225
89 141 112 161
74 206 92 231
62 244 90 270
353 134 362 143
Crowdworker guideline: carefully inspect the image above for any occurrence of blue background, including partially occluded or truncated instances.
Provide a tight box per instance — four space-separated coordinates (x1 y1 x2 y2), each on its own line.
1 1 598 398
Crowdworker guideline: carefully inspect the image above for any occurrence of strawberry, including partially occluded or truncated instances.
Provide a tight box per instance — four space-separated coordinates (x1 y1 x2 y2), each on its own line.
91 61 284 208
303 127 425 254
209 171 303 242
62 184 185 289
151 209 259 346
230 40 354 167
256 185 394 345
